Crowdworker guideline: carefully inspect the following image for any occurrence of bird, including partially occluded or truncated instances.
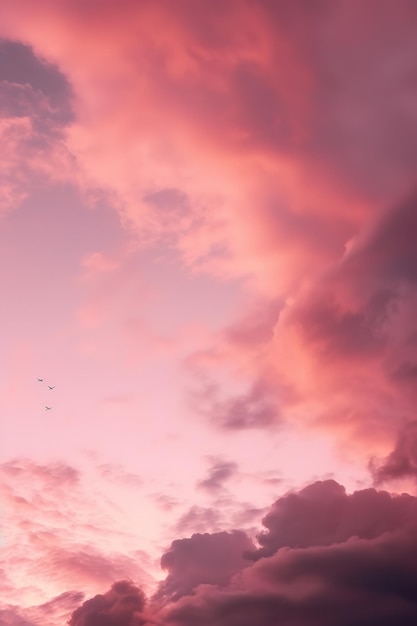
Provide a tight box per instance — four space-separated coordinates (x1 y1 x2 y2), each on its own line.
45 406 52 410
48 386 55 390
37 378 43 382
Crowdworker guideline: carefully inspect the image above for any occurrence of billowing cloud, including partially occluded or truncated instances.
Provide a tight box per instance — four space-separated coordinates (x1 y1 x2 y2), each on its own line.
154 530 256 603
0 3 416 455
371 421 417 484
68 580 146 626
188 189 417 475
253 479 417 558
159 530 417 626
69 479 417 626
2 3 417 624
268 193 417 446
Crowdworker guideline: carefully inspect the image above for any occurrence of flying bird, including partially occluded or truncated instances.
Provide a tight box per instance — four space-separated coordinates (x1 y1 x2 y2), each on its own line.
48 386 55 390
45 406 52 410
37 378 43 382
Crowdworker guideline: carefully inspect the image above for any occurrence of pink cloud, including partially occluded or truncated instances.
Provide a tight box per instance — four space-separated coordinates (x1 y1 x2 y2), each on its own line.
0 458 154 613
97 463 143 488
0 40 75 213
197 458 238 493
172 506 224 536
371 421 417 485
155 530 255 603
68 580 146 626
184 191 417 475
1 1 416 304
252 479 417 559
268 194 417 446
67 479 417 626
0 1 415 285
2 4 417 621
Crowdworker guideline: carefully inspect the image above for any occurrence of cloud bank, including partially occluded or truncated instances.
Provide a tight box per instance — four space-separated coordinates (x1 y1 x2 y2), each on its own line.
67 480 417 626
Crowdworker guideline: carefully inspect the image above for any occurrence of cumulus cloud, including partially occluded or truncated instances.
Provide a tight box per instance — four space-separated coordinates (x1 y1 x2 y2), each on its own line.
68 479 417 626
68 580 146 626
154 530 256 603
159 530 417 626
253 479 417 558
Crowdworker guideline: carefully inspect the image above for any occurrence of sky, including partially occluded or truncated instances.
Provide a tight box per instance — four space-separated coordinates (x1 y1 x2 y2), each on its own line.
1 0 417 624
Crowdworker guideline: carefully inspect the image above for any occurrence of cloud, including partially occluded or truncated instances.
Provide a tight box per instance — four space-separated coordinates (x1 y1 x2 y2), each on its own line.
0 39 74 213
270 194 417 442
158 484 417 624
0 607 37 626
68 580 146 626
0 591 85 626
0 458 153 613
26 591 86 626
154 530 256 603
97 463 143 489
184 192 415 455
0 0 416 284
371 421 417 484
197 459 238 492
173 506 224 536
39 545 149 589
190 378 280 431
0 38 73 123
252 479 417 559
0 457 80 487
68 479 417 626
2 4 417 620
160 530 417 626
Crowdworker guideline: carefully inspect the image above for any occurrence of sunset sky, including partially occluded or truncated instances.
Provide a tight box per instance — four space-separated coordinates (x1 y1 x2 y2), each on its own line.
1 1 417 624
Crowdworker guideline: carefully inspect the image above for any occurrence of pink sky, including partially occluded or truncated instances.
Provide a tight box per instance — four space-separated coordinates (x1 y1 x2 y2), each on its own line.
1 1 417 624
